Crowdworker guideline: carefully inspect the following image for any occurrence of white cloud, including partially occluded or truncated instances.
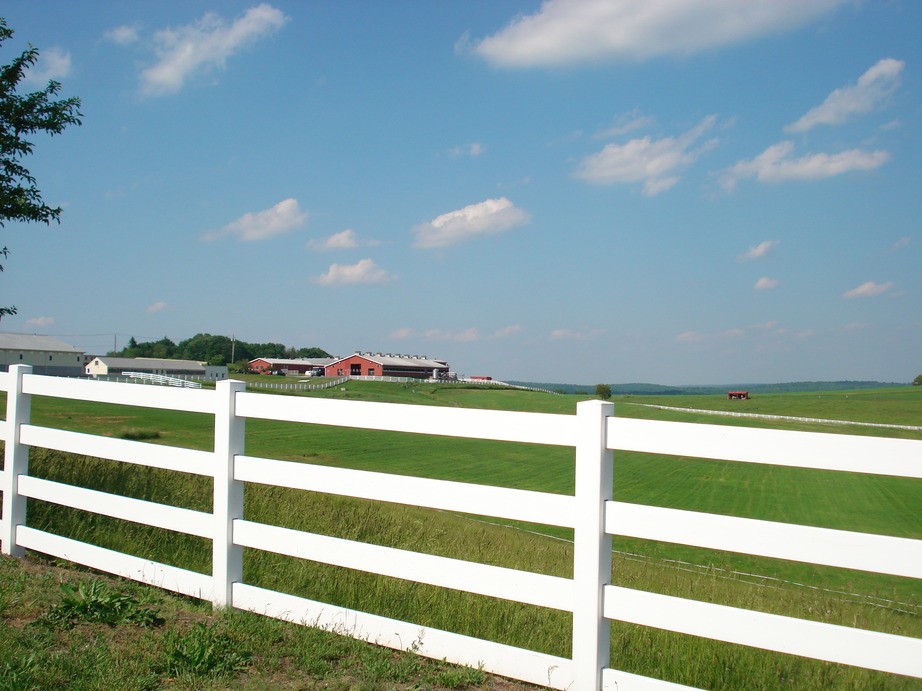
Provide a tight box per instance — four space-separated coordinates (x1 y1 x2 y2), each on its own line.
737 240 779 262
676 330 706 343
413 197 530 248
390 327 414 340
754 277 779 290
785 58 905 133
203 198 307 242
24 46 72 85
595 112 655 139
147 301 167 314
573 116 717 195
719 141 889 191
549 328 603 340
492 325 522 339
307 229 377 252
139 4 288 96
447 142 486 158
889 236 911 252
471 0 845 68
422 328 481 342
843 281 893 299
105 24 141 45
312 258 394 286
26 316 54 327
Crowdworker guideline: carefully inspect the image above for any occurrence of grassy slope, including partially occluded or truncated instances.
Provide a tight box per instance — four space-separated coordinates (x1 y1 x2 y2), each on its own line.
2 382 920 689
0 553 520 691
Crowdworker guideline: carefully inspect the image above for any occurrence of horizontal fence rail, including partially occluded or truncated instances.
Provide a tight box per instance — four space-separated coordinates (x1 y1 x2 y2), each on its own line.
1 364 920 690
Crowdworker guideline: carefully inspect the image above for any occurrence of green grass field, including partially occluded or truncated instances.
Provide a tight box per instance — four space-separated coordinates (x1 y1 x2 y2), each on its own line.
2 381 920 689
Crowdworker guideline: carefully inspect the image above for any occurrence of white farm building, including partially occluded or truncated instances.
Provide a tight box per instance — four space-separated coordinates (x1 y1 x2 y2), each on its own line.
86 356 227 381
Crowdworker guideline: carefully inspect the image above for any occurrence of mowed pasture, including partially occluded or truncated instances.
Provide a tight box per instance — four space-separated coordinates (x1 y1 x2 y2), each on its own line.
2 381 920 689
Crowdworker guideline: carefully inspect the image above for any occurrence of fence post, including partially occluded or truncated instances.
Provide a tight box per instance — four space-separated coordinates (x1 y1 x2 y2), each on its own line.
572 399 614 691
213 378 246 608
2 365 33 557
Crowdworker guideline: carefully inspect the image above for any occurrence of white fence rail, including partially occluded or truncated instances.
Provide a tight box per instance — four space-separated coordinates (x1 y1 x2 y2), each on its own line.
246 375 349 391
1 364 920 690
121 371 203 388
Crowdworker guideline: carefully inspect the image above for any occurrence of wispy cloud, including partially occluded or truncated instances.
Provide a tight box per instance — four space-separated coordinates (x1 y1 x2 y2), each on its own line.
24 46 72 85
447 142 486 158
843 281 893 299
737 240 779 262
594 111 655 139
26 316 54 327
203 198 307 242
719 141 889 191
492 325 522 339
424 328 481 342
676 330 706 343
139 4 288 96
549 328 604 340
412 197 530 248
785 58 904 133
390 326 518 341
307 229 378 252
889 236 911 252
677 323 791 344
470 0 845 67
754 277 779 290
146 301 167 314
312 258 395 286
105 24 141 45
573 116 717 195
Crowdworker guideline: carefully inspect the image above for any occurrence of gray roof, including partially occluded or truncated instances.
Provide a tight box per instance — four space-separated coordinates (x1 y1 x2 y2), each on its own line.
0 333 84 354
93 356 205 372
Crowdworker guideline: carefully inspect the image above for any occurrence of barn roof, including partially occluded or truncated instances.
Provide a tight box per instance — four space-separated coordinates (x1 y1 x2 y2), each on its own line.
0 333 83 354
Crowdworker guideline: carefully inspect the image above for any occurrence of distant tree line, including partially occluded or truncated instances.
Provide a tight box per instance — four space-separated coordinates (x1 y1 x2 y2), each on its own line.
111 333 330 369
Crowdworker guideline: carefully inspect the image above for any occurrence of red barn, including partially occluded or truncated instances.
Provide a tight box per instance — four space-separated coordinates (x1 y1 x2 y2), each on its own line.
326 352 449 380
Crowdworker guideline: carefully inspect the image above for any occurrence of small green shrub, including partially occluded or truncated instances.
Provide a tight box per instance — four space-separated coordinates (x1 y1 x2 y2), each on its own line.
38 580 163 629
164 622 252 677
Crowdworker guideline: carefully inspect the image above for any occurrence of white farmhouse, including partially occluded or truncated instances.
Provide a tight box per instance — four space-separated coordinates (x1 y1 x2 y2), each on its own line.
86 356 227 381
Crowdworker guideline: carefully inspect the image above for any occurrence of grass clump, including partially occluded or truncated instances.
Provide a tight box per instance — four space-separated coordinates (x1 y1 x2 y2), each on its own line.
37 579 163 629
163 621 252 678
119 427 161 441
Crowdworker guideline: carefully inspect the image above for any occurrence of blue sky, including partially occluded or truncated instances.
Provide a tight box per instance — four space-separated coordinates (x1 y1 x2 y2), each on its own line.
1 0 919 385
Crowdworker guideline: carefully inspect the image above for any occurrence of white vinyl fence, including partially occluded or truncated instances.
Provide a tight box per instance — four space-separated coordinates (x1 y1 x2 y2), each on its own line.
1 364 920 690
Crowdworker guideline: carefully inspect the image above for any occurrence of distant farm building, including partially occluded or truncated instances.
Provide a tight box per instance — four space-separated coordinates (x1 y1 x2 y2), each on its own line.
86 356 227 381
248 357 337 375
727 391 750 400
0 333 86 376
326 352 450 380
